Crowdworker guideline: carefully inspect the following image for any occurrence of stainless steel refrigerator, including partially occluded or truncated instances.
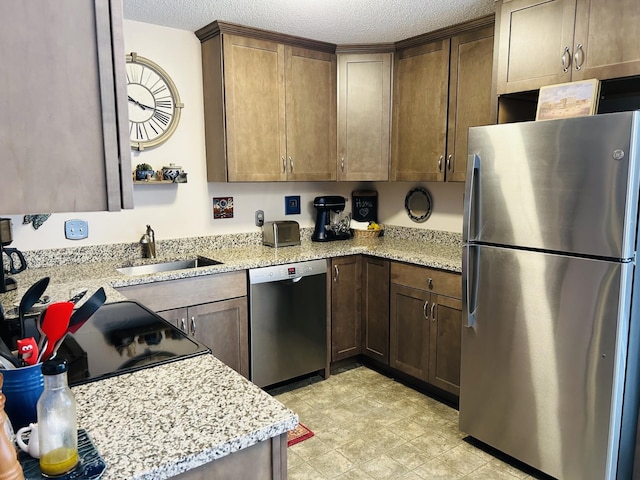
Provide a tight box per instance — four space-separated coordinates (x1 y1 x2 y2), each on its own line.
460 111 640 480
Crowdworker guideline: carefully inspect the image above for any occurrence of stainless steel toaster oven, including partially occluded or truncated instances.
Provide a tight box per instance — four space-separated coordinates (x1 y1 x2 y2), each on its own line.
262 221 301 247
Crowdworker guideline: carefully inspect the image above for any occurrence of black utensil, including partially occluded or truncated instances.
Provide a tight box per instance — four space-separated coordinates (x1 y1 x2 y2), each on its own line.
48 287 106 360
68 289 88 305
67 287 106 334
18 277 50 339
0 336 19 368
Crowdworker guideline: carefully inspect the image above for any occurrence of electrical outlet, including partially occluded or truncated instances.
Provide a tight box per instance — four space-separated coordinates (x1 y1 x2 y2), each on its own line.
255 210 264 227
65 219 88 240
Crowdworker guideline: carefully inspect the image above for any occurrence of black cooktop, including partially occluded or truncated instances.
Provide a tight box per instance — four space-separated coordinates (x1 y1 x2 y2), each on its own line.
53 301 210 386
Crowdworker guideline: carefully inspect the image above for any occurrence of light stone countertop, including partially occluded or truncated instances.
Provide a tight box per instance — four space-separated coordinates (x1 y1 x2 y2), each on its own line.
72 354 298 480
4 227 461 478
1 228 462 318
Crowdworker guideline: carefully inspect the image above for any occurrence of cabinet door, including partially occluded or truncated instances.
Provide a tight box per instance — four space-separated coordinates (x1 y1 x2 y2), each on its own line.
157 307 189 333
337 53 391 181
496 0 576 94
392 39 450 181
188 298 249 378
572 0 640 81
223 35 286 181
361 257 390 364
389 284 430 381
285 47 337 181
331 257 362 361
428 296 462 395
0 0 132 214
446 26 494 182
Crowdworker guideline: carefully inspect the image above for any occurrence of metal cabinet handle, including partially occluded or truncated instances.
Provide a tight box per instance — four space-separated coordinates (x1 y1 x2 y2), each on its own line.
438 155 443 171
447 154 452 171
423 301 429 320
427 277 433 289
180 318 186 332
281 156 286 173
561 46 572 72
289 157 293 173
341 157 345 172
190 316 196 336
430 302 436 322
334 265 339 282
574 43 584 71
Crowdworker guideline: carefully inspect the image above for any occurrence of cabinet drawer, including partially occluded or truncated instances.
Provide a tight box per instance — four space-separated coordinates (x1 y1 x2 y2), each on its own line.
391 262 460 298
116 270 247 311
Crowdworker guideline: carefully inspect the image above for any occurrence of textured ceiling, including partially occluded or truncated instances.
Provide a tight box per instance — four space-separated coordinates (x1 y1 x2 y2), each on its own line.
123 0 496 44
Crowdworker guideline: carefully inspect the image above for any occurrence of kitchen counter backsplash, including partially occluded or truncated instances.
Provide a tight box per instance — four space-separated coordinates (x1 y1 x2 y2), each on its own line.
1 226 462 317
21 231 264 268
21 226 461 268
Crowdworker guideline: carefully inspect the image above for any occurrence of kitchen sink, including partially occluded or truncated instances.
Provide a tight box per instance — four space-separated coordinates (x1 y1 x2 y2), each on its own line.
116 256 223 276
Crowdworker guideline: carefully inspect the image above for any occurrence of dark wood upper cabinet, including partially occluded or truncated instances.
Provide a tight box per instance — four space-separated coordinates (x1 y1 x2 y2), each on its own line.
197 22 336 182
392 39 450 182
1 0 132 214
391 17 495 183
337 52 392 181
496 0 640 95
446 26 495 182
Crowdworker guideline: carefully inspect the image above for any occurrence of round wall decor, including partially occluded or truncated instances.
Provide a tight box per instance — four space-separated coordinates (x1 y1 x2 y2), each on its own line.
405 187 433 223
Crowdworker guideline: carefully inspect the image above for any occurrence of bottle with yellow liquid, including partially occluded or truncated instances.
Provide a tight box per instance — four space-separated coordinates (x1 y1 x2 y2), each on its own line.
37 359 78 477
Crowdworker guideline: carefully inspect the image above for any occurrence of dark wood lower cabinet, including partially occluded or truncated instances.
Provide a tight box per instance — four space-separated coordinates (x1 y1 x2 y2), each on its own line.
175 434 287 479
361 257 390 364
117 271 250 379
330 257 465 396
429 296 462 395
389 284 430 381
157 297 249 378
389 284 462 394
388 261 462 396
330 256 362 361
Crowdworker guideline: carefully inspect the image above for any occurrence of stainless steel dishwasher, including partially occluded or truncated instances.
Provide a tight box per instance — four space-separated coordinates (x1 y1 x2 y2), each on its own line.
249 259 327 388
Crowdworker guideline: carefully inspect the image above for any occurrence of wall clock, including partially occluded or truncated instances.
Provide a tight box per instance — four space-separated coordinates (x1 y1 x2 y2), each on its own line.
126 52 184 151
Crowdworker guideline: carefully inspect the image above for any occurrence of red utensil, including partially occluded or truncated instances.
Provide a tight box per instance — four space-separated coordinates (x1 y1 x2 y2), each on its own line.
38 302 74 362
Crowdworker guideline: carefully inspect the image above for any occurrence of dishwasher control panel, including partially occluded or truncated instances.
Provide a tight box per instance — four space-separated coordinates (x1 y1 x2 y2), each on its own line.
249 259 327 284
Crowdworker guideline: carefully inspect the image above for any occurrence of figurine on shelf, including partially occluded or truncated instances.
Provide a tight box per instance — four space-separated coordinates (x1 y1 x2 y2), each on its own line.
135 163 154 181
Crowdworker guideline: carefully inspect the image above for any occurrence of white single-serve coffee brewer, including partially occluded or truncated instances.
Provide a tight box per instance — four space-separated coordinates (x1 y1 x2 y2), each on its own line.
311 196 352 242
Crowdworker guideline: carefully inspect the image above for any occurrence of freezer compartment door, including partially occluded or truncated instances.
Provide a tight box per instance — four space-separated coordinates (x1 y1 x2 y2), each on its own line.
464 111 640 259
460 245 632 480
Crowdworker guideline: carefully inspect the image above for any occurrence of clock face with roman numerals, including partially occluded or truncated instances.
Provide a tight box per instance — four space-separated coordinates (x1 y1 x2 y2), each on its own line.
126 53 183 151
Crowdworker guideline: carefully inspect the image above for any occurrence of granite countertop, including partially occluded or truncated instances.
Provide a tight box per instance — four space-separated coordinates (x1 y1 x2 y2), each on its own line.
4 227 460 478
1 229 462 318
72 354 297 480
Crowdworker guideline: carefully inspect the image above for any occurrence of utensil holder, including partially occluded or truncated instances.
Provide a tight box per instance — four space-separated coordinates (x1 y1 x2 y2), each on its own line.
1 363 44 430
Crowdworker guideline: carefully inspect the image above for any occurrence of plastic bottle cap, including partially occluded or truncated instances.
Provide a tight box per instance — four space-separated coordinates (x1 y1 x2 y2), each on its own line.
41 358 68 375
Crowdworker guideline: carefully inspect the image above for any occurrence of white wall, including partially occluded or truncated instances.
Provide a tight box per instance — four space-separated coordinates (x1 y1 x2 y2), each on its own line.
6 20 463 252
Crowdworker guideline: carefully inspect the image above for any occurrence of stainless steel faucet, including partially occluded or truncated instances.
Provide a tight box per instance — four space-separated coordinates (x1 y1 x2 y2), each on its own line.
140 224 156 258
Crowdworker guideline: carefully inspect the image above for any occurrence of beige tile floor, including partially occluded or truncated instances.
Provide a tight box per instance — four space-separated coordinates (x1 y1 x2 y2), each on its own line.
272 366 550 480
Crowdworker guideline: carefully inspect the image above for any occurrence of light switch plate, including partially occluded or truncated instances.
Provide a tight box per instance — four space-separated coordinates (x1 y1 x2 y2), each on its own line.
285 196 300 215
65 219 88 240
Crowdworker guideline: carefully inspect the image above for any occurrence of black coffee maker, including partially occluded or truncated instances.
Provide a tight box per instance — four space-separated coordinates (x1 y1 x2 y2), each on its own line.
312 196 352 242
1 218 27 293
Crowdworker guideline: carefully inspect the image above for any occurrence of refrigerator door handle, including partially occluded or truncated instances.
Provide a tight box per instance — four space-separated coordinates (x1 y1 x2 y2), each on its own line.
462 244 478 328
463 154 480 241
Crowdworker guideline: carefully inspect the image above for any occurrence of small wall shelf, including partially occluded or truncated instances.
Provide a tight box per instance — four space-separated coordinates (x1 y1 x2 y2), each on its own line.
133 180 180 184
